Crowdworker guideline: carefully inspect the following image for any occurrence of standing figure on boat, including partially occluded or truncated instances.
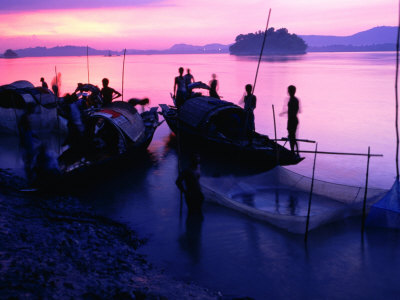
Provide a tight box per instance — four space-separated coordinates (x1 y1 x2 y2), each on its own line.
243 84 257 134
280 85 300 155
40 77 48 89
176 154 204 215
101 78 121 106
184 68 195 90
174 67 187 108
209 73 220 99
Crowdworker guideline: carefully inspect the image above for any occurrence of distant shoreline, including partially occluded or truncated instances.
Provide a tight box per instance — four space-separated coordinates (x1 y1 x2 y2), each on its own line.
0 49 397 59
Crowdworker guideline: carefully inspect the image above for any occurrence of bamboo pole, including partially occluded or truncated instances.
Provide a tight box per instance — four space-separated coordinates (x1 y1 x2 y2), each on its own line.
87 45 90 84
297 150 382 157
396 2 400 179
361 146 371 234
272 104 279 164
305 143 318 242
122 48 126 101
252 8 271 95
54 66 61 155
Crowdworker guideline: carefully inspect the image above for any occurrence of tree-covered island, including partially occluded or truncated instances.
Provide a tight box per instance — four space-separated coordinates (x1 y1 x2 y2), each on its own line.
229 28 307 55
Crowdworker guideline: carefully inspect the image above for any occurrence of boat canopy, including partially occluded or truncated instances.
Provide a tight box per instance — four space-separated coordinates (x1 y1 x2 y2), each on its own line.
91 101 145 143
0 80 57 109
178 96 248 138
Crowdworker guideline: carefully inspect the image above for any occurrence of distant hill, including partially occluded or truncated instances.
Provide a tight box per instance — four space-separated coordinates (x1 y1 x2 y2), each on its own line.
300 26 397 48
0 26 397 58
229 28 307 55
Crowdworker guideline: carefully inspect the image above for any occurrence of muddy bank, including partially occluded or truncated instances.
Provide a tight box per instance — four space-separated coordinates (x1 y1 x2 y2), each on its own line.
0 170 221 299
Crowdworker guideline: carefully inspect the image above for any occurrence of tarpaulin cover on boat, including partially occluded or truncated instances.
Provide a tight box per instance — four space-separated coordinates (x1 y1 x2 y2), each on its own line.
178 97 243 129
0 80 57 108
92 101 145 143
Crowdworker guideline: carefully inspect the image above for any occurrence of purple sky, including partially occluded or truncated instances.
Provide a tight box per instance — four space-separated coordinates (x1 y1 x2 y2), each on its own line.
0 0 397 52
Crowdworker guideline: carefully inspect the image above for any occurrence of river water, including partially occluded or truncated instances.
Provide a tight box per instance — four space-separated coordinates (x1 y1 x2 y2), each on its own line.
1 52 400 299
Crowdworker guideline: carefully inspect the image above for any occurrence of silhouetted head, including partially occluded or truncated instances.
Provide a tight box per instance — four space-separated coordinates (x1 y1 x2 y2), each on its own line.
179 67 184 75
245 84 252 94
102 78 109 87
288 85 296 97
187 68 191 74
40 77 45 82
212 73 217 79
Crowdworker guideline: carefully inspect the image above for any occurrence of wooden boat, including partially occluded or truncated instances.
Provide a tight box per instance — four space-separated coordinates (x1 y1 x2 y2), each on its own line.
58 101 162 176
0 80 66 134
159 96 304 166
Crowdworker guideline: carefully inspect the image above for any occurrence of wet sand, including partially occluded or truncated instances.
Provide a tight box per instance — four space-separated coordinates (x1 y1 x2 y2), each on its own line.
0 169 220 299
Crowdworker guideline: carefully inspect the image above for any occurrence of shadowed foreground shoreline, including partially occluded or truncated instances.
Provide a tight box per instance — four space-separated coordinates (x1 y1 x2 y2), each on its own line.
0 170 220 299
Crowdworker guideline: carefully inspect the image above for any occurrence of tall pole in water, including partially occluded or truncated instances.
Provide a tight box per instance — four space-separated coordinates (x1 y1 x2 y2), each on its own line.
252 8 271 95
305 142 318 243
87 45 90 84
396 1 400 179
122 49 126 101
54 66 61 155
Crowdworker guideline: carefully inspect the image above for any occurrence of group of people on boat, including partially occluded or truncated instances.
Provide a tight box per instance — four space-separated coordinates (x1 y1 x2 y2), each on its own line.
172 67 300 155
173 67 221 107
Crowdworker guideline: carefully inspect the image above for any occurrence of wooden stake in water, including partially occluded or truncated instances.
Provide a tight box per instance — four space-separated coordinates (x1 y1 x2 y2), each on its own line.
252 8 271 95
396 2 400 179
122 49 126 101
54 66 61 154
87 45 90 83
361 146 371 234
272 104 279 164
305 142 318 242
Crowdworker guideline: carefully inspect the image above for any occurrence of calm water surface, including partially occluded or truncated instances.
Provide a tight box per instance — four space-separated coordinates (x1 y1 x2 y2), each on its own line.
1 52 400 299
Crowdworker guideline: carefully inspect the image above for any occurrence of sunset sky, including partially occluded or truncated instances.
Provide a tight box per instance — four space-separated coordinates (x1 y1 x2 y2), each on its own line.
0 0 397 52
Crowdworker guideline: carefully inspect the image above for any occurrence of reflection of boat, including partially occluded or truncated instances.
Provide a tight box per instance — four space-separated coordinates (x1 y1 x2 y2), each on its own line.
0 80 66 134
159 96 304 166
59 101 162 175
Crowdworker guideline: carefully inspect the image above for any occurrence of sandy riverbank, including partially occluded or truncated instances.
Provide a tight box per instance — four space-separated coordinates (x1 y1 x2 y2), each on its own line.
0 169 222 299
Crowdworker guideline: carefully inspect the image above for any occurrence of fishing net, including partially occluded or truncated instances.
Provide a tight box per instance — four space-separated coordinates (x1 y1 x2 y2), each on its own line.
367 180 400 229
201 166 388 233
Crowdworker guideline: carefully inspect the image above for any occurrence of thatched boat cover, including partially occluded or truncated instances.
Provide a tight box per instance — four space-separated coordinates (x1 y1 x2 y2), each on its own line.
178 97 243 129
92 101 145 143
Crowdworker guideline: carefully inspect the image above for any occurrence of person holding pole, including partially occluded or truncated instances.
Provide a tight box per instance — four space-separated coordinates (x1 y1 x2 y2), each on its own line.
280 85 300 155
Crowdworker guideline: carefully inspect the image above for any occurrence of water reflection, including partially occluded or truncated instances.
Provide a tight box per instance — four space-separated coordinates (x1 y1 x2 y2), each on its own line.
178 214 204 264
233 54 306 63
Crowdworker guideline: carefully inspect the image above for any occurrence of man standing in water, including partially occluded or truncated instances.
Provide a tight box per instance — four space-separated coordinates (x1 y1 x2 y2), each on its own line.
101 78 121 106
176 154 204 216
184 68 195 89
174 67 187 107
281 85 300 155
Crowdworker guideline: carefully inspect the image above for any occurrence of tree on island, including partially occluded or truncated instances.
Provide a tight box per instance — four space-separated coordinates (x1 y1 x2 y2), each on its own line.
229 28 307 55
3 49 18 58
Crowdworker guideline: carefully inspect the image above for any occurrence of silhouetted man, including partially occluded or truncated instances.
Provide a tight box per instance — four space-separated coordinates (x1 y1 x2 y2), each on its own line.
101 78 121 106
40 77 48 89
176 154 204 215
209 73 220 99
243 84 257 133
184 68 195 89
285 85 300 154
174 67 187 107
